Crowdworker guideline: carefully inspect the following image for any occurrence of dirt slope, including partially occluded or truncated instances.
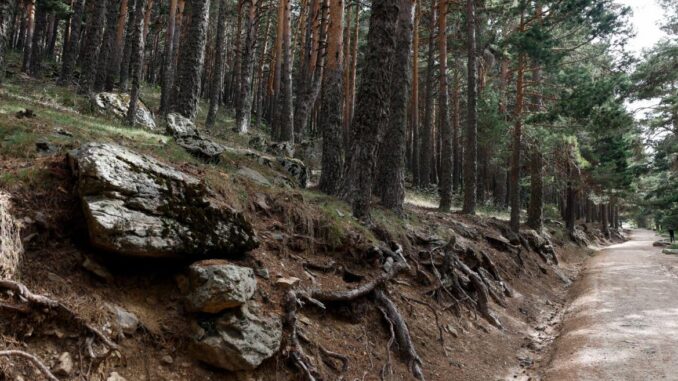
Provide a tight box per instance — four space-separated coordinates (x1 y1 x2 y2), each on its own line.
542 229 678 381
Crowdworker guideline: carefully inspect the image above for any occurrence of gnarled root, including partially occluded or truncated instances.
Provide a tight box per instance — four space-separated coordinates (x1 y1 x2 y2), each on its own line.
0 350 59 381
0 280 118 351
375 289 425 381
453 261 503 329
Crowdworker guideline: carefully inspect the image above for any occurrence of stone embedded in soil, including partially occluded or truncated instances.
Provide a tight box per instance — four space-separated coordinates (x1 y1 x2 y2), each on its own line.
106 372 127 381
53 352 73 376
107 303 140 336
275 277 300 288
223 146 309 188
663 248 678 255
68 143 258 258
166 113 225 162
166 113 199 137
236 167 272 187
93 92 157 131
190 305 282 371
185 260 257 313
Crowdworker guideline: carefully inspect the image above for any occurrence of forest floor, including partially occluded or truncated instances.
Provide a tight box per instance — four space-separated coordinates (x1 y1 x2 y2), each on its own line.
535 229 678 381
0 65 622 381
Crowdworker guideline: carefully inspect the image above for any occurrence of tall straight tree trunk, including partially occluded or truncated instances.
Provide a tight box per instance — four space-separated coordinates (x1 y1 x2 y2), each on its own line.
126 0 147 125
318 0 345 195
27 0 45 75
601 203 609 237
206 0 229 129
107 0 128 90
234 0 259 133
20 0 34 73
376 0 415 211
565 162 576 233
254 4 272 128
410 2 420 186
346 0 398 220
0 0 13 83
527 149 543 230
462 0 478 214
95 0 119 91
509 10 526 233
119 0 137 91
270 0 284 139
293 0 325 140
159 0 177 115
276 0 294 142
59 0 85 84
78 0 107 94
419 0 435 188
171 0 211 121
451 59 461 192
438 0 452 210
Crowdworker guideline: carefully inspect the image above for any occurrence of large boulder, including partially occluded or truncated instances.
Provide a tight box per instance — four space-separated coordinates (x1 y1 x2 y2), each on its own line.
166 113 224 162
68 143 258 258
93 92 157 131
185 260 257 313
190 305 281 371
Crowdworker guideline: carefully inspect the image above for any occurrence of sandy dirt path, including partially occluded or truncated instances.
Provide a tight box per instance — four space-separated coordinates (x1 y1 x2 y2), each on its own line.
542 229 678 381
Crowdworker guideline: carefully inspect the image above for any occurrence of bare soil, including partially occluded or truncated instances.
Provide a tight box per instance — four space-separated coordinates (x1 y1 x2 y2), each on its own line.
537 229 678 381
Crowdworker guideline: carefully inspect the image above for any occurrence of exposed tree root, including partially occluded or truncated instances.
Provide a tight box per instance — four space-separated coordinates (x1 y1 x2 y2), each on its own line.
375 289 425 381
0 350 59 381
453 261 503 329
309 261 409 302
0 280 119 351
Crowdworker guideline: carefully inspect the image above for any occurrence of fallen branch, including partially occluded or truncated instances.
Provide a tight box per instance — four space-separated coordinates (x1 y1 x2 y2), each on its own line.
0 350 59 381
375 289 425 381
0 280 118 350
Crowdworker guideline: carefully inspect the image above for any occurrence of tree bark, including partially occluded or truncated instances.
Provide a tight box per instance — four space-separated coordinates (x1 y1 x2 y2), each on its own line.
276 0 294 142
462 0 478 214
0 0 13 83
78 0 107 94
410 2 420 186
20 0 34 74
119 0 137 91
438 0 452 211
418 0 435 188
126 0 147 126
94 0 119 91
59 0 85 85
233 0 259 133
601 203 609 237
346 0 399 220
206 0 229 129
527 149 543 231
106 0 128 90
318 0 345 195
27 1 45 75
171 0 211 121
376 0 415 211
509 9 526 233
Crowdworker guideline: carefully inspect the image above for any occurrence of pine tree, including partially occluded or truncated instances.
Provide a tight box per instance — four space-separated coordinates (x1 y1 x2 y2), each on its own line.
126 0 147 126
206 0 228 130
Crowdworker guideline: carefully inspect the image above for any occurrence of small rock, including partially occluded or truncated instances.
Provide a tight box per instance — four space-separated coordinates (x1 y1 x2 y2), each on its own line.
254 266 270 279
107 372 128 381
663 248 678 255
161 355 174 365
15 109 35 119
275 277 300 288
186 260 257 313
82 256 113 282
53 352 73 376
236 167 272 187
107 304 140 335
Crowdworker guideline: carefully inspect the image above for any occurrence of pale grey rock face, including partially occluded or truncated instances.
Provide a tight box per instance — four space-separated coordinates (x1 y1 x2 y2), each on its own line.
106 303 140 335
190 305 282 371
93 92 157 131
236 167 272 187
185 260 257 313
166 113 225 162
69 143 258 258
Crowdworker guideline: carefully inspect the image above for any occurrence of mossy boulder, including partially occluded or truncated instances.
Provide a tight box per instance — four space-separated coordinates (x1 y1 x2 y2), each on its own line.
68 143 258 258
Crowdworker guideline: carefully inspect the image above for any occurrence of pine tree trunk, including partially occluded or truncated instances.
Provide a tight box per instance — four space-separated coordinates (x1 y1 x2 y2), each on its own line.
59 0 85 85
95 0 119 91
0 0 13 83
437 0 452 210
376 0 415 211
276 0 294 142
254 6 272 128
46 14 58 59
346 0 398 220
27 0 45 75
318 0 345 195
206 0 229 129
119 0 137 91
20 0 34 73
509 9 526 233
158 0 177 115
527 149 543 231
601 203 609 237
452 59 462 193
410 2 420 186
106 0 128 90
270 0 284 139
126 0 147 125
565 163 576 233
233 0 259 133
462 0 478 214
171 0 210 121
418 0 435 188
78 0 106 94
